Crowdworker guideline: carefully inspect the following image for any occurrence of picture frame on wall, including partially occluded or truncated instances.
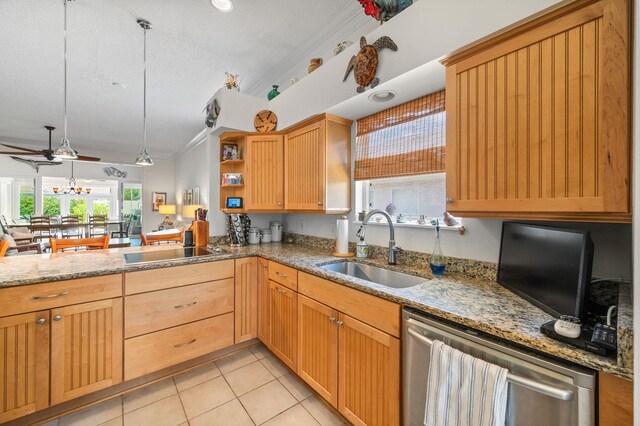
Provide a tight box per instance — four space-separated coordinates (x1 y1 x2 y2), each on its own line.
193 187 200 204
186 189 193 205
152 192 167 211
222 143 239 160
182 190 187 205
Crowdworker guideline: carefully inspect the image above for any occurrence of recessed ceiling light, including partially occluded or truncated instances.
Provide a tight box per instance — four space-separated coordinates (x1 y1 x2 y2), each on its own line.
211 0 234 12
368 90 396 102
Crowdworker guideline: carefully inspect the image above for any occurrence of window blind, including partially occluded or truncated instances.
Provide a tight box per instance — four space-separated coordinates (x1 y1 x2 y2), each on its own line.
355 90 446 180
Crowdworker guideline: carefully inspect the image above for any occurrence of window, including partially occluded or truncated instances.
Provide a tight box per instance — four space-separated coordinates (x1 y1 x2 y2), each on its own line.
69 198 87 220
41 177 119 221
43 195 61 216
0 177 36 224
355 90 454 225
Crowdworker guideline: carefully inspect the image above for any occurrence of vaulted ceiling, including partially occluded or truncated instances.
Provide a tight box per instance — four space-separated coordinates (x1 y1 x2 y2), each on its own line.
0 0 366 159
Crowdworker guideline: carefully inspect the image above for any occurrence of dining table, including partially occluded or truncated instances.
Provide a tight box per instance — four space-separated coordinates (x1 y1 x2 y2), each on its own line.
9 221 127 239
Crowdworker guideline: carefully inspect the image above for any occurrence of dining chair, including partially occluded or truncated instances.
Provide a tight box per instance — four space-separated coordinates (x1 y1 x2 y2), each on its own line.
50 235 110 253
141 229 184 246
61 215 82 238
0 240 9 257
88 215 108 237
111 217 132 238
30 216 54 241
0 233 43 255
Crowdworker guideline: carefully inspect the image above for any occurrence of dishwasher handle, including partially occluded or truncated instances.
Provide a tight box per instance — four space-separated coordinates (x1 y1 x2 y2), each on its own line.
407 326 574 401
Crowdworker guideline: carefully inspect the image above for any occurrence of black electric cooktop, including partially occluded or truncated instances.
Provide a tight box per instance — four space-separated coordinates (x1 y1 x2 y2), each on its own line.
123 246 225 264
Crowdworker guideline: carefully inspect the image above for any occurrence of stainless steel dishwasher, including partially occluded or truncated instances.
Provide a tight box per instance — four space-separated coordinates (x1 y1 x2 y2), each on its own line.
403 307 596 426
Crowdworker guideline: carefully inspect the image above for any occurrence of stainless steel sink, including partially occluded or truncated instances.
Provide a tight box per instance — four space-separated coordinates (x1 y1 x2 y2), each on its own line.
319 261 427 288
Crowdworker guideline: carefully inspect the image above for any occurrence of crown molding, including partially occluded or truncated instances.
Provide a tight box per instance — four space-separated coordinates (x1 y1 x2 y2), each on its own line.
174 126 208 158
244 7 372 97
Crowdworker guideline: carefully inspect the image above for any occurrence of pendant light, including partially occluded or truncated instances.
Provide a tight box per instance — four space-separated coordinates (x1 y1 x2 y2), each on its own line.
53 0 78 160
135 19 154 166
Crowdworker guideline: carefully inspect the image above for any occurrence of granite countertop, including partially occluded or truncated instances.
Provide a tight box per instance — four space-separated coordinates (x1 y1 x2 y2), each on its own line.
0 242 633 379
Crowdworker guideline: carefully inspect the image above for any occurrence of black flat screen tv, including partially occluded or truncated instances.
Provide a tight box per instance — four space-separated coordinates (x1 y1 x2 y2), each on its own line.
497 222 594 320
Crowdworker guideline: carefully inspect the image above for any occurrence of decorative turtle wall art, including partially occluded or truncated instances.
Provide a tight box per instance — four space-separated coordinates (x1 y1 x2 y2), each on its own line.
343 35 398 93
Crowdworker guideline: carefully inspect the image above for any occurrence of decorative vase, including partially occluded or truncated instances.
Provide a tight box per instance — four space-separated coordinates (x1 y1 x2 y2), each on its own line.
267 85 280 100
308 58 323 74
429 219 446 276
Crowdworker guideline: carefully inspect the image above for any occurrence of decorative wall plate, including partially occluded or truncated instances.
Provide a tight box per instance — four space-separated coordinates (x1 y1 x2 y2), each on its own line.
254 110 278 132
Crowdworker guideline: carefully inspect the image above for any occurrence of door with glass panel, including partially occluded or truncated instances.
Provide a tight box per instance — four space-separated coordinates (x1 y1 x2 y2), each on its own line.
121 183 142 235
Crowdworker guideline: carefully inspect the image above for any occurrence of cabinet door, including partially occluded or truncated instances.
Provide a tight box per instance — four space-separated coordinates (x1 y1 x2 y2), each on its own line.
257 258 270 345
443 0 630 221
246 135 284 210
269 280 297 370
284 121 326 210
338 313 400 426
297 295 339 407
235 257 258 343
51 299 123 404
0 311 49 423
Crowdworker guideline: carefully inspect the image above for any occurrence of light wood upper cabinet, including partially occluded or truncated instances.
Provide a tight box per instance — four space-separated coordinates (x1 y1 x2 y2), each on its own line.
0 311 49 423
284 115 352 213
235 257 258 343
257 258 270 345
338 313 400 426
245 135 284 211
441 0 630 222
50 298 123 405
297 295 339 407
268 280 297 371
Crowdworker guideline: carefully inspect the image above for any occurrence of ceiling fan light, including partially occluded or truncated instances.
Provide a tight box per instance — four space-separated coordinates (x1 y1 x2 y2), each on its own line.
53 138 78 159
135 148 154 166
211 0 234 12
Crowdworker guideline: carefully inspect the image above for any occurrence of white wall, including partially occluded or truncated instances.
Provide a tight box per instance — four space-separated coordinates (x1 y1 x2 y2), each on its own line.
141 159 174 234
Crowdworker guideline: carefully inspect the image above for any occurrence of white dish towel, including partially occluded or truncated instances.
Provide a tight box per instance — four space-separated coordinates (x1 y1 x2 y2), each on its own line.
424 340 509 426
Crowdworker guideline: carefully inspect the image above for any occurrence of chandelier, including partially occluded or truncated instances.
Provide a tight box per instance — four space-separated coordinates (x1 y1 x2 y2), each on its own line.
53 162 91 195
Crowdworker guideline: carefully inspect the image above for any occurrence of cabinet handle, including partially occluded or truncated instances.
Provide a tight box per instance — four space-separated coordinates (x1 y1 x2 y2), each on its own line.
446 197 453 204
174 301 197 309
53 315 62 321
336 320 344 327
328 317 336 323
37 318 47 325
276 272 287 278
174 339 197 348
277 288 287 294
317 201 323 205
31 291 69 300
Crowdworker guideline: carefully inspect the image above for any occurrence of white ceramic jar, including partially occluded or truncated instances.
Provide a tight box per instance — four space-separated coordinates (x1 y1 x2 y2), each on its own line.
247 227 261 245
270 221 282 242
260 229 272 243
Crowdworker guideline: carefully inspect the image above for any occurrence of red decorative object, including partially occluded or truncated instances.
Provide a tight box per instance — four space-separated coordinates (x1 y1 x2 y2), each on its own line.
358 0 380 21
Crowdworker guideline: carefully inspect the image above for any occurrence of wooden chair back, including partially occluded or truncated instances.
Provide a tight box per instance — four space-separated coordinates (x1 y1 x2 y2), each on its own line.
30 216 53 225
141 230 184 246
88 215 108 237
61 215 81 224
0 215 9 233
0 240 9 257
50 235 110 253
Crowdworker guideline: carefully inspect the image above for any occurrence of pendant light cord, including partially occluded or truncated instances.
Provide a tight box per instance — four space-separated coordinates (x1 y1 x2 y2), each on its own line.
63 0 69 140
143 24 147 150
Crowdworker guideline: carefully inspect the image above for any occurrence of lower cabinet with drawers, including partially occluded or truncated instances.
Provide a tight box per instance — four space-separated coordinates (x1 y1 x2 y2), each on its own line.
0 274 123 423
258 262 401 426
123 260 236 380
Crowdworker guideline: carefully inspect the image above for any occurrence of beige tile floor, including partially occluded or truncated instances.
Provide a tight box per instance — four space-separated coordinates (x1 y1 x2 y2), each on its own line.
42 344 347 426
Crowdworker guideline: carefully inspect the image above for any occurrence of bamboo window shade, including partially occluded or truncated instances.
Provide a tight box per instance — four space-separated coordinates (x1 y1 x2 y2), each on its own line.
355 90 446 180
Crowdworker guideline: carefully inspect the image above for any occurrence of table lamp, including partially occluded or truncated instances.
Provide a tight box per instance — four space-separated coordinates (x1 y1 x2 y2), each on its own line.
182 204 204 221
159 204 176 228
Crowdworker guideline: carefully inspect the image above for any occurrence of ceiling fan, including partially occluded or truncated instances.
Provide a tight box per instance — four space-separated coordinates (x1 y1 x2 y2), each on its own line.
0 126 101 162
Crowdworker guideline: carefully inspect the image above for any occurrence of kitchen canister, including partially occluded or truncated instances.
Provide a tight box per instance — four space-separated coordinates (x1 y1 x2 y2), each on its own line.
260 229 272 243
247 227 261 245
270 221 282 242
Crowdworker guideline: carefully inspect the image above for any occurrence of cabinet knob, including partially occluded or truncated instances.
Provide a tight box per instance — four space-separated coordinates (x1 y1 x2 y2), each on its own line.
53 315 62 321
328 316 336 323
336 320 344 327
278 202 282 206
317 201 323 205
446 197 453 204
36 318 47 325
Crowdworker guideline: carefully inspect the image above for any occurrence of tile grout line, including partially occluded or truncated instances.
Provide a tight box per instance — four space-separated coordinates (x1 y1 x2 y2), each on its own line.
173 376 191 425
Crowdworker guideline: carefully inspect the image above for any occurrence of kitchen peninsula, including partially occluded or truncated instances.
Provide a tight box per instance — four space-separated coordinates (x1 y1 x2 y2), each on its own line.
0 239 632 425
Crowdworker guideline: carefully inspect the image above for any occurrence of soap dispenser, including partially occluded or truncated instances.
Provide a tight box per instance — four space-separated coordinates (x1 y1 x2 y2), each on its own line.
356 236 369 259
429 219 446 275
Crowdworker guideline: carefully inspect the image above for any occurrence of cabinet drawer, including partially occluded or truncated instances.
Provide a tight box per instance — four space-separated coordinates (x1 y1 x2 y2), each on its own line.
298 272 401 337
268 261 298 291
124 313 234 380
125 260 234 295
124 279 234 338
0 275 122 317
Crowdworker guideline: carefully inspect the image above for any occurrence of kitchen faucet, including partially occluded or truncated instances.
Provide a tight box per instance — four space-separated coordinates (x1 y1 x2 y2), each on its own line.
357 209 403 265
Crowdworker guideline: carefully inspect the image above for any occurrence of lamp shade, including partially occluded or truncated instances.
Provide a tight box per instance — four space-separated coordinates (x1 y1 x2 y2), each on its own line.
182 204 204 219
159 204 176 215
